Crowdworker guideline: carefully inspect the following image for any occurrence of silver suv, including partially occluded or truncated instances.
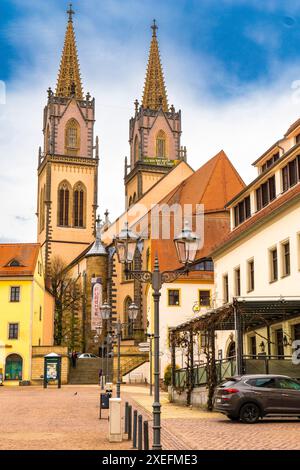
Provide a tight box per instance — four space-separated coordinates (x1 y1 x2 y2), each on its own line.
214 374 300 423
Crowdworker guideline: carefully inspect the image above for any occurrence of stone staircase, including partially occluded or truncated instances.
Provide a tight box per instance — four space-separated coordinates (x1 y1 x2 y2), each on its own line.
112 339 148 381
68 358 111 385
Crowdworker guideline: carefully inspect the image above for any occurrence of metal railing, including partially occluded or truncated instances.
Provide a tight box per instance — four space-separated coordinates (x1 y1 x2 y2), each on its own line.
174 355 300 389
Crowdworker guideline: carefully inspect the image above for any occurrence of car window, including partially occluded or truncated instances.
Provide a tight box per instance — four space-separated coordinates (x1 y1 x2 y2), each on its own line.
220 380 238 388
278 378 300 390
247 378 278 388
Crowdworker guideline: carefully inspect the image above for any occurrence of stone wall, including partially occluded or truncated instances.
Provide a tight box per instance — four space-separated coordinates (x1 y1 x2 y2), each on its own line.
168 386 208 408
31 346 69 385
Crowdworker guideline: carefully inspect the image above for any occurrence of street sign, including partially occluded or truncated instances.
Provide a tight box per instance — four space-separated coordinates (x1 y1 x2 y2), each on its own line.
138 347 150 352
138 342 150 348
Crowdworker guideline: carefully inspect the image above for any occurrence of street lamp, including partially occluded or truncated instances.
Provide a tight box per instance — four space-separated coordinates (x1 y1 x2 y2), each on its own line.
114 220 199 450
100 300 139 397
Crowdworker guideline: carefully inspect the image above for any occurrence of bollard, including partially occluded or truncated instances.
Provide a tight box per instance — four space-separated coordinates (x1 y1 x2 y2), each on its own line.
128 405 132 441
138 414 143 450
143 421 149 450
124 402 129 434
132 410 138 448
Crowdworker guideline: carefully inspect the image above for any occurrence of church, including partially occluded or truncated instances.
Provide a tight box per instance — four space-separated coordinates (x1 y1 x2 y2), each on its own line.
34 5 244 382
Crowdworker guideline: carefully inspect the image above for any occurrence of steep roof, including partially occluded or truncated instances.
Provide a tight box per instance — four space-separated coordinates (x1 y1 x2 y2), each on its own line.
150 150 245 271
142 20 168 112
159 150 245 212
0 243 40 277
55 5 83 99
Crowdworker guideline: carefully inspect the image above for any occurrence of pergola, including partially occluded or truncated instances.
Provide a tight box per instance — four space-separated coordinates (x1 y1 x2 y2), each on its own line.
169 296 300 408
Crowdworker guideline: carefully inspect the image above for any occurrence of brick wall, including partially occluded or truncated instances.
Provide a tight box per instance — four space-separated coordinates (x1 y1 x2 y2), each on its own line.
31 346 69 385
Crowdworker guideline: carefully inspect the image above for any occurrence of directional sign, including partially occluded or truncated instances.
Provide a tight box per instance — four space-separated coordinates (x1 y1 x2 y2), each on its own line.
139 342 150 348
138 347 150 353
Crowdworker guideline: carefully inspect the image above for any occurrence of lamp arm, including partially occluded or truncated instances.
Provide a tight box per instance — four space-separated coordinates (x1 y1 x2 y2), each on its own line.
124 268 153 283
161 266 190 284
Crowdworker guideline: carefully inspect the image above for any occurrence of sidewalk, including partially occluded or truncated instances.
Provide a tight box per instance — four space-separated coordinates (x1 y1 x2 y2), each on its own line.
121 384 220 450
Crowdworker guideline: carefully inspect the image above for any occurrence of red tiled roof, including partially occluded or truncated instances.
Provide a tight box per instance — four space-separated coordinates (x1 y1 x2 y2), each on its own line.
149 150 245 271
0 243 40 277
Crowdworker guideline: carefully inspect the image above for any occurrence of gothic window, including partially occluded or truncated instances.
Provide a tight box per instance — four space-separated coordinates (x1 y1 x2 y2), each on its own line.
58 181 71 227
65 119 80 154
134 135 139 163
73 182 86 228
156 130 167 158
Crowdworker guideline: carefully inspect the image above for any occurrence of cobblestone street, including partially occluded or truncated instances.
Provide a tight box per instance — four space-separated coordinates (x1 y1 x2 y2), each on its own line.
1 384 300 450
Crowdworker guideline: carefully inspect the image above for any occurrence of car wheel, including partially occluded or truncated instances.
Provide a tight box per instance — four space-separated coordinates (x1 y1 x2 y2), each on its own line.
227 414 239 421
239 403 260 424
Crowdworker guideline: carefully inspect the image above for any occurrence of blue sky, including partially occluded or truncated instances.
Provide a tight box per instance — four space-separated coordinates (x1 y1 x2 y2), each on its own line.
2 0 300 241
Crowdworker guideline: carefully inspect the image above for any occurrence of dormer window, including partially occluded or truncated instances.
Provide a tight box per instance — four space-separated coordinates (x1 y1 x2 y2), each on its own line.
296 133 300 144
7 259 21 267
256 175 276 211
233 196 251 227
261 152 280 173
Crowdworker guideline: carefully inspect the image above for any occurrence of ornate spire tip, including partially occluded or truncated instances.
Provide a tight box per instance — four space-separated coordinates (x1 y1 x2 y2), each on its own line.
67 3 75 22
151 19 158 37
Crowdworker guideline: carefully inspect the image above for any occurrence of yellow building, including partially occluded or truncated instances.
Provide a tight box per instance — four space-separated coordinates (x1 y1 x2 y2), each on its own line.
0 244 54 384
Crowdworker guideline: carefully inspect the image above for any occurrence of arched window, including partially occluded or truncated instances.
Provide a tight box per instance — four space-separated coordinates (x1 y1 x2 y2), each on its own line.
73 182 86 228
128 196 132 207
156 130 167 158
133 192 137 203
65 119 80 154
134 135 139 163
5 354 23 381
58 181 71 227
227 341 236 359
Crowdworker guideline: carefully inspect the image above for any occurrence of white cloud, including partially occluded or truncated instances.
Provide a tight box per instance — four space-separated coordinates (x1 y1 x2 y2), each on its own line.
1 1 300 242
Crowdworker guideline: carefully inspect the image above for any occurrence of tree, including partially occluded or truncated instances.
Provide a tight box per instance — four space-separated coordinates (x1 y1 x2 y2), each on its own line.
50 256 83 350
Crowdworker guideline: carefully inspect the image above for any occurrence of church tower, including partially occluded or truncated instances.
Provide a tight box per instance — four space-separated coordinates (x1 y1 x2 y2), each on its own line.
37 5 99 274
124 20 186 208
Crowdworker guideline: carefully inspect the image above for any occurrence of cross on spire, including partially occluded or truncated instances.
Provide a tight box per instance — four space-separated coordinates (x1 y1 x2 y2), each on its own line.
67 3 75 22
151 19 158 37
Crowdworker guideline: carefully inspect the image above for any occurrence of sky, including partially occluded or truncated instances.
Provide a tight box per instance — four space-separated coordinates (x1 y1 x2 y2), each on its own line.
2 0 300 242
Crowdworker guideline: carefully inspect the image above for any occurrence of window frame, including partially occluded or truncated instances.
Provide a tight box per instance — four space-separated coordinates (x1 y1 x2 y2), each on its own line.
167 288 181 307
247 258 255 293
8 323 19 340
281 240 291 278
198 289 211 307
269 246 278 283
10 286 20 303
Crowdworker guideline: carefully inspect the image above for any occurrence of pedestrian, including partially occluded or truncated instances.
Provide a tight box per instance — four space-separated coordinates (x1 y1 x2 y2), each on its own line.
71 351 77 368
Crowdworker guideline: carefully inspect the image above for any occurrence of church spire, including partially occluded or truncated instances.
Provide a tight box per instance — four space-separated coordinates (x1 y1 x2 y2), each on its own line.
142 20 169 112
55 4 83 99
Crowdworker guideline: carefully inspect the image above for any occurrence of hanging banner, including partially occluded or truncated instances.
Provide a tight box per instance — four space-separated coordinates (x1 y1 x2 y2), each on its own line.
91 277 103 331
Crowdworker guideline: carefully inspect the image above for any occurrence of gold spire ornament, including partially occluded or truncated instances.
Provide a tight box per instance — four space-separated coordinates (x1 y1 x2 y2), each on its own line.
142 20 169 112
55 4 83 99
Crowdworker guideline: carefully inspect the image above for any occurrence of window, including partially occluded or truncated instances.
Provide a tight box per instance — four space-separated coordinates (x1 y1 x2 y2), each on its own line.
73 182 85 228
58 181 70 227
249 336 257 357
65 118 80 152
269 247 278 282
278 378 300 390
256 175 276 211
281 241 290 277
39 185 45 232
156 130 166 158
223 274 229 304
8 323 19 340
39 306 42 322
296 133 300 144
191 259 214 271
233 196 251 227
168 289 180 306
199 290 210 307
8 259 20 267
246 378 278 388
234 267 241 296
261 152 280 172
10 286 20 302
281 155 300 192
247 259 254 292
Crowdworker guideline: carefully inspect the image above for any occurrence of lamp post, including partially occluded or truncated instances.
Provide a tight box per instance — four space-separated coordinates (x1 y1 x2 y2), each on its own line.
100 300 139 398
114 221 200 450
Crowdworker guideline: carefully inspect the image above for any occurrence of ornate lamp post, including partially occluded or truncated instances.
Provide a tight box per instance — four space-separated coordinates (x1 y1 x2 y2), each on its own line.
100 300 139 398
114 221 200 450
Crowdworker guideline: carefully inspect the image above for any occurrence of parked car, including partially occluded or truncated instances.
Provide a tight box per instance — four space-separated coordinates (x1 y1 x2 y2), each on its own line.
78 353 99 359
213 374 300 423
